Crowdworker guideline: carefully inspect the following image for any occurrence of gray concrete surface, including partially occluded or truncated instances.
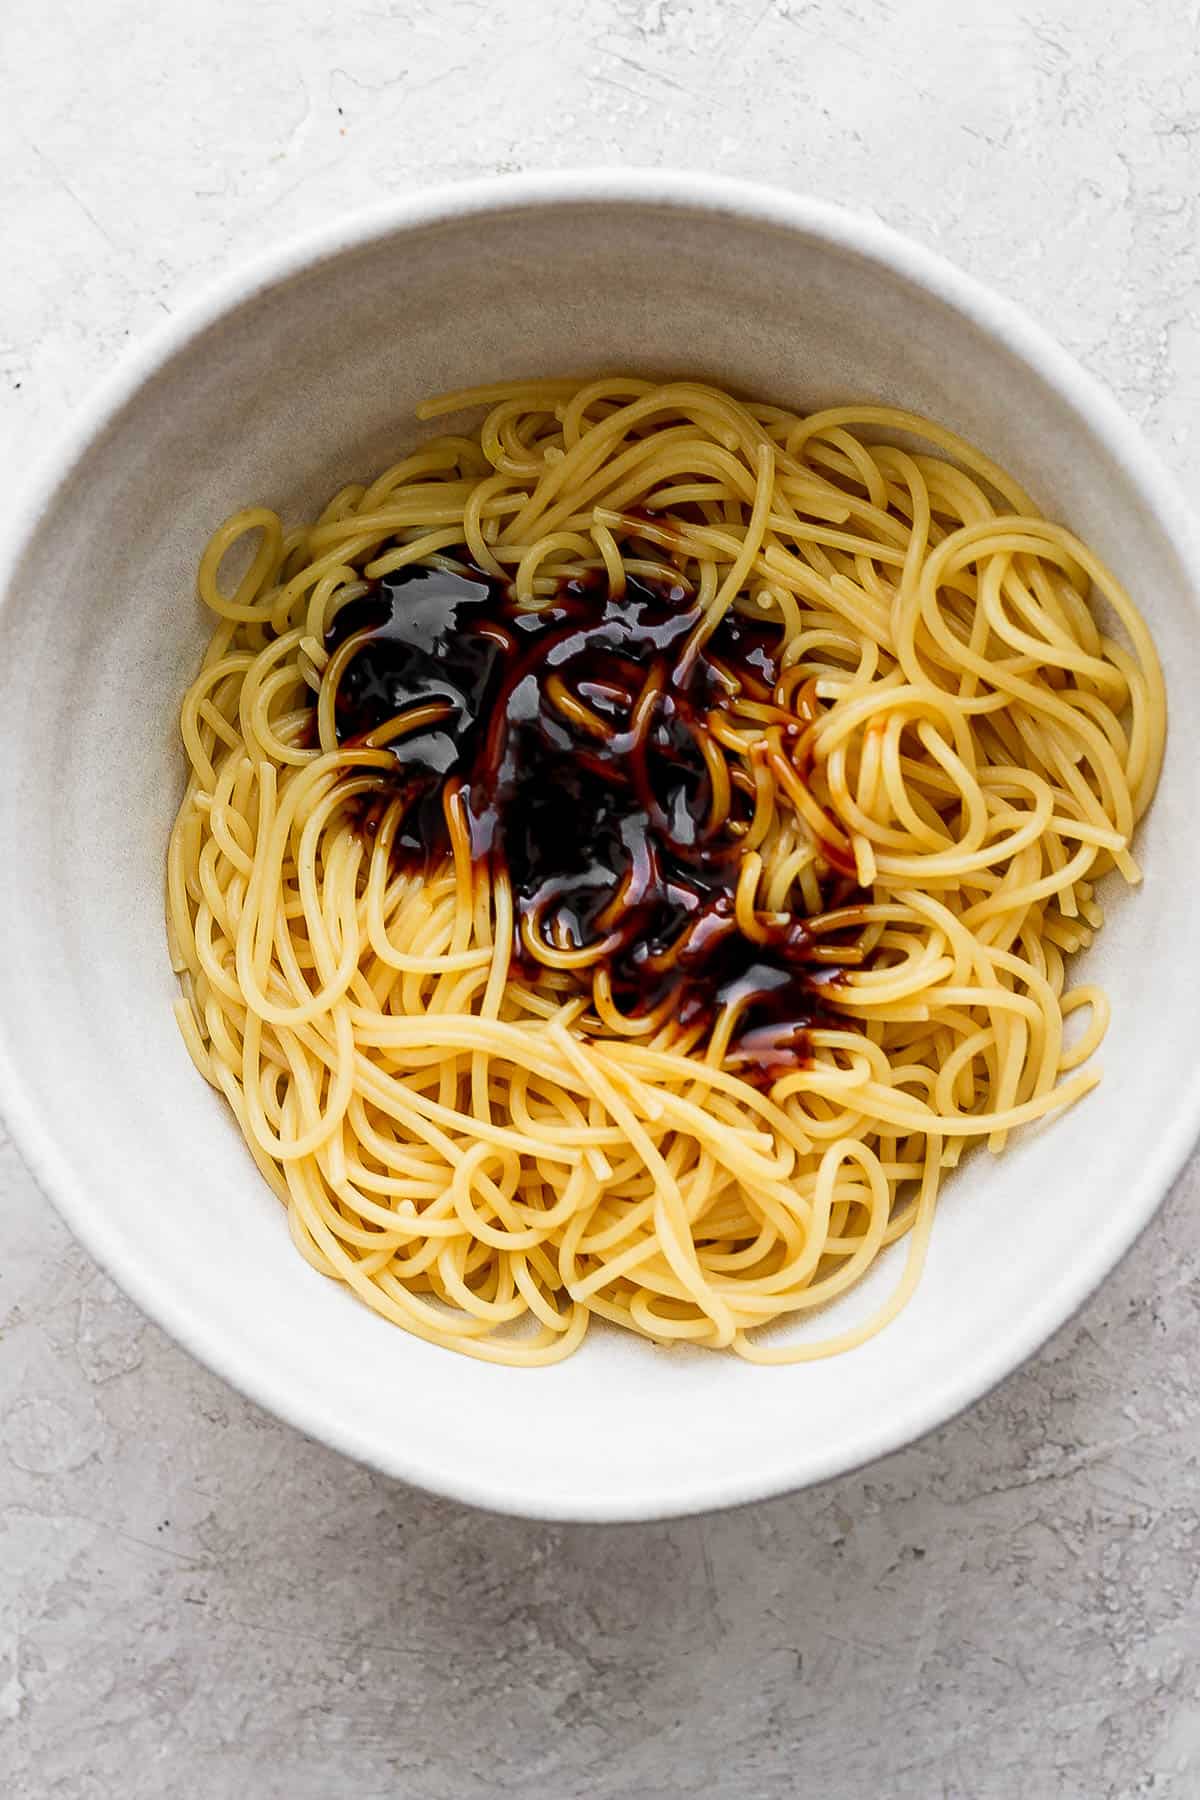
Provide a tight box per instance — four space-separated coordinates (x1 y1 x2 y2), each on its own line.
3 2 1200 1794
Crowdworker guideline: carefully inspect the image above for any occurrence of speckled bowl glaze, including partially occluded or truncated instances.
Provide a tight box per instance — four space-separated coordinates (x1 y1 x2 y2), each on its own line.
0 171 1197 1521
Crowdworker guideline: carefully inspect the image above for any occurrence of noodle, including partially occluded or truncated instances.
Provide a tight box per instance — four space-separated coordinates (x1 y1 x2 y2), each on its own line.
166 378 1166 1365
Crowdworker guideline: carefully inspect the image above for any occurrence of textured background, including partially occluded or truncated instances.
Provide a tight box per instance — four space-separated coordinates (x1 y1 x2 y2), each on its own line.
3 2 1200 1795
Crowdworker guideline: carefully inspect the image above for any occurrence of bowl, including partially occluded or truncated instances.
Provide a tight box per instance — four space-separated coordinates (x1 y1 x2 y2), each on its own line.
1 171 1197 1522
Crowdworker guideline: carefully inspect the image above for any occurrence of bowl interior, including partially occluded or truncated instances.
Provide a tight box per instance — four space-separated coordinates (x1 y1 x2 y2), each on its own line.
2 186 1197 1519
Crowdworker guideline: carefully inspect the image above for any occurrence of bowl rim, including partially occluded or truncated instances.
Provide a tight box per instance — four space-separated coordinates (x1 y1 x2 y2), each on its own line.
1 166 1198 1522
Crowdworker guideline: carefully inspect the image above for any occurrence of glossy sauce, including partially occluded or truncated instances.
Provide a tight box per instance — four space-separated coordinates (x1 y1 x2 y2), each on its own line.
328 559 861 1069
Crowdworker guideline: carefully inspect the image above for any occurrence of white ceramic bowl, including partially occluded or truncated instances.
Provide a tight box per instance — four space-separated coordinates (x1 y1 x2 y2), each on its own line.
1 171 1197 1521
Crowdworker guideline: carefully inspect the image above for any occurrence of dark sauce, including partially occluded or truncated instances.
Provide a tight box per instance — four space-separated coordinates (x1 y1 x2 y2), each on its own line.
327 559 863 1073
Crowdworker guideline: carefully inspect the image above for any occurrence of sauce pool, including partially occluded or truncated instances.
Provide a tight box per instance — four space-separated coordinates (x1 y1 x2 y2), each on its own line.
327 558 861 1068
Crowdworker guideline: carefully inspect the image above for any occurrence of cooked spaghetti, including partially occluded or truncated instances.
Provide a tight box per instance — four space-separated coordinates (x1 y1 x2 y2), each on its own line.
166 377 1165 1365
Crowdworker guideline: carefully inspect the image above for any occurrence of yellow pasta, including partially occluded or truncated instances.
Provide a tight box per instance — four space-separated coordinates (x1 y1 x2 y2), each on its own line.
166 377 1165 1364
